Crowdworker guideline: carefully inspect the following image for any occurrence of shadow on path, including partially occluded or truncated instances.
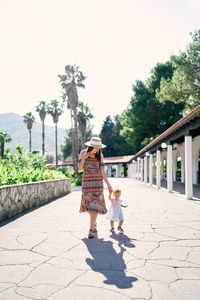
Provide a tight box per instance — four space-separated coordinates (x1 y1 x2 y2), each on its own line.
82 233 137 289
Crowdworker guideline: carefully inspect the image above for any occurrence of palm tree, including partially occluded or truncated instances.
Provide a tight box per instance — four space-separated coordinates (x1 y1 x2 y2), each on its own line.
47 100 63 167
58 64 86 175
61 91 75 168
70 109 75 168
36 101 48 155
23 112 35 152
0 131 11 159
78 101 93 149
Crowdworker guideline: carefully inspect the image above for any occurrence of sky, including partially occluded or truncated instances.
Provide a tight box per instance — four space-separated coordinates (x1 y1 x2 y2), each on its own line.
0 0 200 134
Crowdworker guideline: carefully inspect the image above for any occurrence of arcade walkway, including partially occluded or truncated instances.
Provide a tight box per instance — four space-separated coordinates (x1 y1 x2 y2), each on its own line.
1 178 200 299
152 178 200 200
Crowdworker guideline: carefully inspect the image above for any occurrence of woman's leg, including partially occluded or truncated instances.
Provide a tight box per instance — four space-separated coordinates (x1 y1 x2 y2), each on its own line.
88 212 98 231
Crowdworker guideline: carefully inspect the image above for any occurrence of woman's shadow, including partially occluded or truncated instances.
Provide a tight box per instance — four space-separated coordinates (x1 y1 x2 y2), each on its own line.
82 232 137 289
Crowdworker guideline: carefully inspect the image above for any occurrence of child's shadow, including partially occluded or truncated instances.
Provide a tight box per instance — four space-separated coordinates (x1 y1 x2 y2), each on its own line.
82 233 137 289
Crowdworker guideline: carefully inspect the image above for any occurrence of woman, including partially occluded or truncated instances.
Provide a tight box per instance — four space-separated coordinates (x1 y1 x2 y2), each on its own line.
78 137 113 238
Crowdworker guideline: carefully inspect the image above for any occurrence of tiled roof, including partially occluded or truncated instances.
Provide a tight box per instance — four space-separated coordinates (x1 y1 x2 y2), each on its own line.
61 160 73 166
134 104 200 158
104 155 135 164
60 155 135 166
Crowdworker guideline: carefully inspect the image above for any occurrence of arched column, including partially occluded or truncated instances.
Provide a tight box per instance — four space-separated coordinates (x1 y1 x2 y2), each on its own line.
149 153 153 185
172 153 176 182
134 161 137 179
128 164 131 178
140 158 144 182
117 164 122 178
185 135 193 199
144 156 147 183
137 158 140 181
133 162 136 179
107 164 112 177
152 156 156 180
160 162 163 180
128 163 134 178
167 144 173 192
156 149 161 188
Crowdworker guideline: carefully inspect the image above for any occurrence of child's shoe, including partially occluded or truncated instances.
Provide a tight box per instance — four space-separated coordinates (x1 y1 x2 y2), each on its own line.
117 227 124 234
110 228 115 233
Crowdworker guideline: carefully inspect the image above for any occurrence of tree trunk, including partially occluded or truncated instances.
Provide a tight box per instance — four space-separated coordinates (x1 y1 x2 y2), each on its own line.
70 110 75 170
42 119 45 155
55 122 58 167
72 127 76 169
80 122 86 149
29 129 31 152
81 129 84 150
0 142 4 159
73 107 79 176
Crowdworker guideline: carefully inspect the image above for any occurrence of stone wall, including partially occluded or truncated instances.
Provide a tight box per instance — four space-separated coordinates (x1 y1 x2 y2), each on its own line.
0 179 71 222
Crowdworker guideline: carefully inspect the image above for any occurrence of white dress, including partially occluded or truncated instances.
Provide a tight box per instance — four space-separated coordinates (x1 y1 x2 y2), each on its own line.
106 199 124 222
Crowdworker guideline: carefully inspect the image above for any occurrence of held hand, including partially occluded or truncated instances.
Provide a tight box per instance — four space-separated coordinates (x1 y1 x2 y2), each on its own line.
107 184 113 193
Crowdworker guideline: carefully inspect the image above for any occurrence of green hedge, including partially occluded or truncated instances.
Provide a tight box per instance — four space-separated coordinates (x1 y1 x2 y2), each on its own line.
0 165 66 186
0 147 66 186
0 147 85 187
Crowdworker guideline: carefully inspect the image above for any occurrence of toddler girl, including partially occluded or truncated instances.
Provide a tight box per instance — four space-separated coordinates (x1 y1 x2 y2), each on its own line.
106 189 128 233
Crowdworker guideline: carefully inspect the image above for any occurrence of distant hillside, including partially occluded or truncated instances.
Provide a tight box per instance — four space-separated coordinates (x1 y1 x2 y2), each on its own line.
0 113 67 153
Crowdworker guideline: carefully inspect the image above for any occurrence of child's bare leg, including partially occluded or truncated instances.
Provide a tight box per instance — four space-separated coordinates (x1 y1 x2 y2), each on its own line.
110 220 114 228
118 220 123 228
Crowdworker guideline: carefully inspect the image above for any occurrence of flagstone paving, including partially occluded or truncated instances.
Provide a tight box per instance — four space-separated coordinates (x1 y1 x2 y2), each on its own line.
1 178 200 299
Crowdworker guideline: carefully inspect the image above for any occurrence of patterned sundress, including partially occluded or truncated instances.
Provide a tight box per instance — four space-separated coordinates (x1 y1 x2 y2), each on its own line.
79 156 107 215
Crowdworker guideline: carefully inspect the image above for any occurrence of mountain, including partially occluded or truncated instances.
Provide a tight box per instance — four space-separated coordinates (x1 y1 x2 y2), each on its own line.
0 113 67 154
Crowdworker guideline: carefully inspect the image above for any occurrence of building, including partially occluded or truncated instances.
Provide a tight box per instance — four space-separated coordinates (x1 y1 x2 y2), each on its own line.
129 105 200 199
104 155 135 177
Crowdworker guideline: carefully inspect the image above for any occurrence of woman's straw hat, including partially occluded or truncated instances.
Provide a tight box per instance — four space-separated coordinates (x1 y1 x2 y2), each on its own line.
85 137 106 148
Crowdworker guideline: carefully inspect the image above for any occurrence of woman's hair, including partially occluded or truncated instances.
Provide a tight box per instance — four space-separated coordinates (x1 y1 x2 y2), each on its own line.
87 146 102 162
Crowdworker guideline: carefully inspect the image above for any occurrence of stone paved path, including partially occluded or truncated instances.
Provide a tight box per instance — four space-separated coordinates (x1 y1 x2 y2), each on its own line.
1 178 200 300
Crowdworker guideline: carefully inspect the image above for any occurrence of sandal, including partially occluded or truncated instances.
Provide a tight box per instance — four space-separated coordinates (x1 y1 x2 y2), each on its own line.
88 229 94 238
93 223 97 233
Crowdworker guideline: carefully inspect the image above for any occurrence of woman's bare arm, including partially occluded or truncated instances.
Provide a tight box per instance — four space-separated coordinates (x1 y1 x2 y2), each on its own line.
78 150 90 171
100 153 113 192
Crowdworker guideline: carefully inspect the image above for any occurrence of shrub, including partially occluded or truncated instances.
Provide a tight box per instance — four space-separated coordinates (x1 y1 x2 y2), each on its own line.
57 167 83 186
0 147 67 186
57 167 71 177
46 154 54 164
70 170 83 186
